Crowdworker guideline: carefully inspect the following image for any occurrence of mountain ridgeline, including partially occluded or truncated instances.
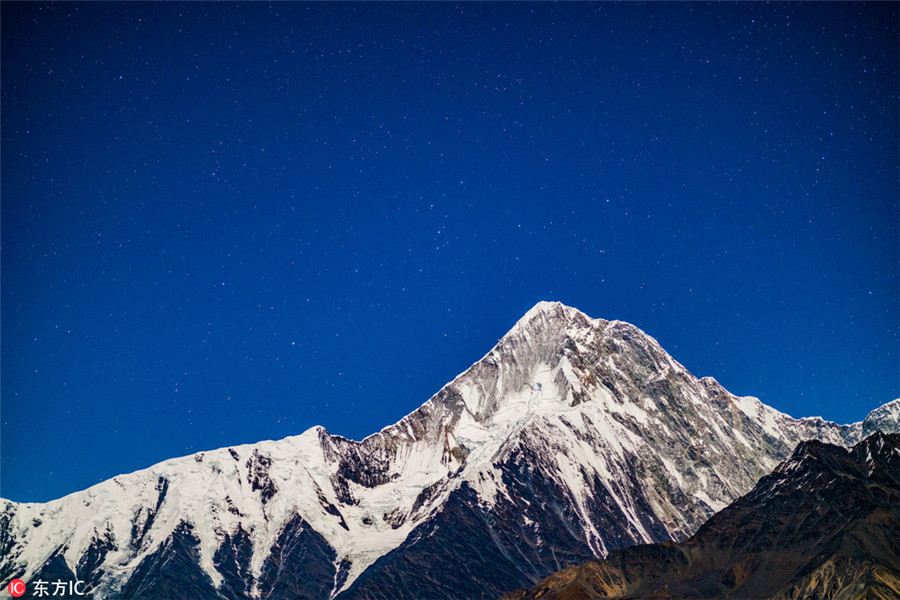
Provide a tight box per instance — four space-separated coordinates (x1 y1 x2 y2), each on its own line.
1 302 897 599
503 432 900 600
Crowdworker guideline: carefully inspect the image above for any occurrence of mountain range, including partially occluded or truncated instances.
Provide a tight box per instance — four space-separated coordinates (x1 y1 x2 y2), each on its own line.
1 301 897 599
503 431 900 599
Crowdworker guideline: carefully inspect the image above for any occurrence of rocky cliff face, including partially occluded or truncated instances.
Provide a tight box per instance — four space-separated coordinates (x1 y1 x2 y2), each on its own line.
1 302 897 599
504 432 900 600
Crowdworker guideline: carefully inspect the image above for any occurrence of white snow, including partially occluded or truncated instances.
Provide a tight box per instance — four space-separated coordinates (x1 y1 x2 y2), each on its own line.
3 301 895 598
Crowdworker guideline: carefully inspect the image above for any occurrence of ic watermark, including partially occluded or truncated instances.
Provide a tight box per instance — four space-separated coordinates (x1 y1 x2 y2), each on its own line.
6 579 86 597
7 579 25 598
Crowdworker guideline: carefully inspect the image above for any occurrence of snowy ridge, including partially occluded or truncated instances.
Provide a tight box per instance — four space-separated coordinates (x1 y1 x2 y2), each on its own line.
509 432 900 600
1 301 897 599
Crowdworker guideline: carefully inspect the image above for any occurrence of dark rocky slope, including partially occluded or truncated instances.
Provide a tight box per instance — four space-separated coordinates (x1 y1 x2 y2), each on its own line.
503 432 900 600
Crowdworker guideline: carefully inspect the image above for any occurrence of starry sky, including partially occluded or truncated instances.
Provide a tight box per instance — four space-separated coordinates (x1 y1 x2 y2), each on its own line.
2 2 897 503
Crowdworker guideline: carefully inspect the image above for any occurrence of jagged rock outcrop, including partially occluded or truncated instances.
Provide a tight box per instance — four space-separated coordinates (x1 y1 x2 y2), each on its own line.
502 432 900 600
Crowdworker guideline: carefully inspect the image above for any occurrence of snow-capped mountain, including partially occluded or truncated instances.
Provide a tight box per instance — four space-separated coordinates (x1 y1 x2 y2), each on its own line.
1 302 897 599
504 432 900 599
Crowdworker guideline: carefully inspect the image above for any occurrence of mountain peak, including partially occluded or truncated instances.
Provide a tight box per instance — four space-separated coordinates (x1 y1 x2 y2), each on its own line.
3 302 897 600
528 299 563 311
519 300 580 324
511 301 607 339
863 399 900 438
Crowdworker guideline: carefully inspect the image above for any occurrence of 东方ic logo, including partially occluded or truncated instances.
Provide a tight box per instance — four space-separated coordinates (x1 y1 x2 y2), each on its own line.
7 579 26 597
6 578 87 597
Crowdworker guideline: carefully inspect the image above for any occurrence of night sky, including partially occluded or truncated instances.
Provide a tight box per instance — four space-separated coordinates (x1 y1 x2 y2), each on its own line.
2 2 897 503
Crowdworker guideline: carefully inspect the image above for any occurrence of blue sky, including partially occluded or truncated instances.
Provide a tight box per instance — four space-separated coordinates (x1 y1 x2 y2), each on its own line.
2 2 897 502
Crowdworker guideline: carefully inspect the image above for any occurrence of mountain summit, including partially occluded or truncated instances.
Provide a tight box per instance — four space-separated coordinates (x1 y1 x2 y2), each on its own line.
1 302 896 599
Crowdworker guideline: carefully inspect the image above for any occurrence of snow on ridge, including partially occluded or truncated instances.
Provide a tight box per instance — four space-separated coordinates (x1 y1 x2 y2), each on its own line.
5 302 898 598
865 398 900 418
2 427 334 590
351 301 584 445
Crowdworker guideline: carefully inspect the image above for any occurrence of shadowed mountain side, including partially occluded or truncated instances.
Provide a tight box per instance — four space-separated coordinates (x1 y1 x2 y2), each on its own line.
502 432 900 600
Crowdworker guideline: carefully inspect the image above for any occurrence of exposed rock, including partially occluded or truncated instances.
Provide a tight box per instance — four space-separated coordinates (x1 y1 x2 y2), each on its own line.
505 433 900 600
